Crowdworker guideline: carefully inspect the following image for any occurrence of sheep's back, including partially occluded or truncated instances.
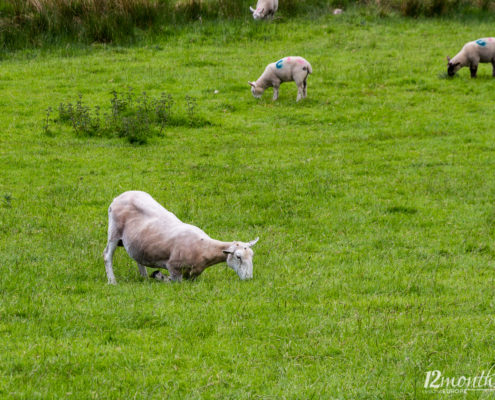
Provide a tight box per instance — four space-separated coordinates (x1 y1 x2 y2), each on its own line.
462 39 495 62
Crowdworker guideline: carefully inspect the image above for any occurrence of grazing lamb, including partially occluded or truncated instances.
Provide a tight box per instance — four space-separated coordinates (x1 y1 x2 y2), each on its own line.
249 56 312 102
103 191 259 284
447 38 495 78
250 0 278 19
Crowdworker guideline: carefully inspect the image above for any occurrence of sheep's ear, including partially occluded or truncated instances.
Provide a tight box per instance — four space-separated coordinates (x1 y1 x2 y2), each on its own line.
247 237 259 247
446 55 451 62
248 81 256 88
223 244 235 254
250 6 255 12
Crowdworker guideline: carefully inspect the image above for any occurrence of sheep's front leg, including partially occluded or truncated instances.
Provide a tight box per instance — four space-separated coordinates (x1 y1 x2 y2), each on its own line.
170 272 182 282
167 263 183 282
103 240 119 285
273 85 280 101
188 266 203 281
137 263 148 278
470 64 478 78
492 60 495 77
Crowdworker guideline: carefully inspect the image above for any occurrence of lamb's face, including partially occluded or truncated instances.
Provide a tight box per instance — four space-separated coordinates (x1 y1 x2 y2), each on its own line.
249 82 263 98
250 6 264 19
447 59 461 76
224 238 259 280
151 270 169 282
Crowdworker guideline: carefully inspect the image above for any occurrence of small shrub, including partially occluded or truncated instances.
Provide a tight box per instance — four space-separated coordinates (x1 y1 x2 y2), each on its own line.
154 93 174 134
116 115 150 144
43 107 53 136
185 95 197 125
46 90 210 144
2 193 13 208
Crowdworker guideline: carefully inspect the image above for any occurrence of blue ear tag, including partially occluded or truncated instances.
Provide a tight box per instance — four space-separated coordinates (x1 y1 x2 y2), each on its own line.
476 39 487 47
276 59 283 69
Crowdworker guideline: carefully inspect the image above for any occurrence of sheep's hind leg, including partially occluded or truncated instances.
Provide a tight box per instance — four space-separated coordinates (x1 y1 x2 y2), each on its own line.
492 61 495 77
296 85 304 102
303 79 308 99
137 263 148 278
103 240 119 285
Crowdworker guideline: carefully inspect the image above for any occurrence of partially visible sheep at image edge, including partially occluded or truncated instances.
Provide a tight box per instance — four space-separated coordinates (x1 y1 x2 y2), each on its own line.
447 38 495 77
250 0 278 19
103 191 259 284
249 56 312 101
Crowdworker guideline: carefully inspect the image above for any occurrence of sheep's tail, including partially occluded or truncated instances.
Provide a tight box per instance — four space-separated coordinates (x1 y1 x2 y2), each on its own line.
302 62 312 82
303 61 313 78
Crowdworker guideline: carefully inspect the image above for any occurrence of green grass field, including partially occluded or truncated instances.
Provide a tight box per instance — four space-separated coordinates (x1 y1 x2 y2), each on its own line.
2 10 495 399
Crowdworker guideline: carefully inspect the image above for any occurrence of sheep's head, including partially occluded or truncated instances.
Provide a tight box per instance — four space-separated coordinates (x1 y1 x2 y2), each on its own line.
248 81 263 98
249 6 264 19
223 237 259 280
151 270 169 282
447 56 461 77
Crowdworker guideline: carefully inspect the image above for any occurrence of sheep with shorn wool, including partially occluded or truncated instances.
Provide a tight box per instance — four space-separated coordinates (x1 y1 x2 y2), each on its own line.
103 191 259 284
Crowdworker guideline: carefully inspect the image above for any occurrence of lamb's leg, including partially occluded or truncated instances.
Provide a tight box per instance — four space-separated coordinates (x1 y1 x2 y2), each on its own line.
470 64 478 78
296 84 304 102
103 240 118 285
137 263 148 278
492 60 495 77
303 79 308 99
273 85 279 101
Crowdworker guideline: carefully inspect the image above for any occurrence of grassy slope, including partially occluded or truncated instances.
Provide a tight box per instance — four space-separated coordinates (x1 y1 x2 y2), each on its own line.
1 11 495 399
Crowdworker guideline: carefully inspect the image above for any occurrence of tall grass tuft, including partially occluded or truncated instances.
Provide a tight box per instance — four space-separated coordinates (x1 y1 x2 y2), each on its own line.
1 0 494 50
364 0 492 16
0 0 171 48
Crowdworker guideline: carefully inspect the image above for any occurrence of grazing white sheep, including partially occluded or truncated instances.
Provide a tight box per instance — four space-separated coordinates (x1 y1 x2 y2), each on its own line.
250 0 278 19
249 56 313 101
447 38 495 77
103 191 259 284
